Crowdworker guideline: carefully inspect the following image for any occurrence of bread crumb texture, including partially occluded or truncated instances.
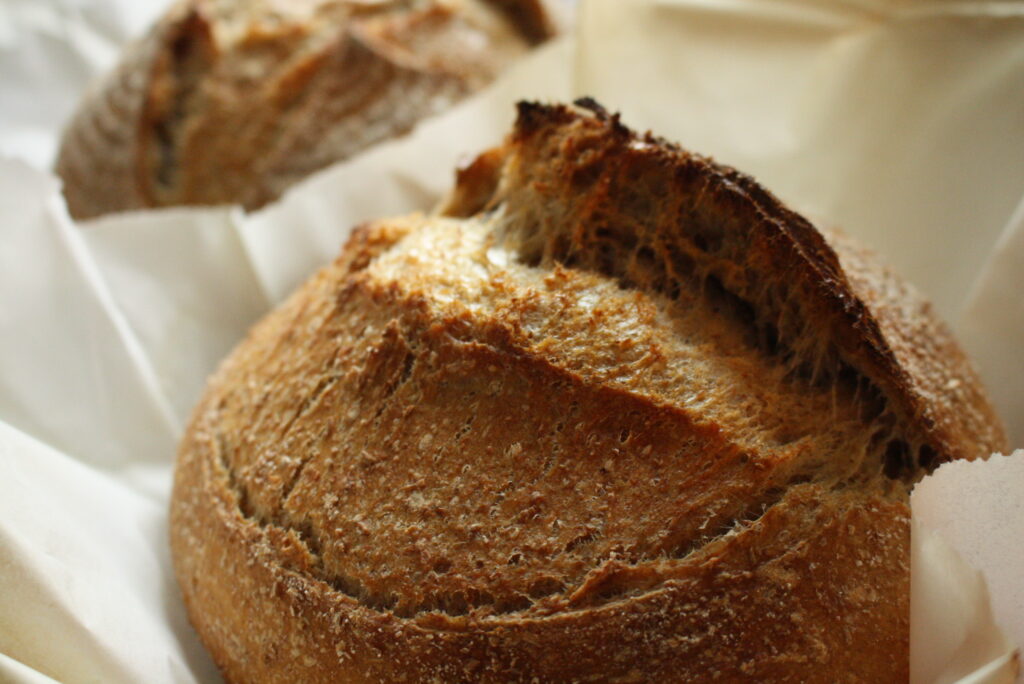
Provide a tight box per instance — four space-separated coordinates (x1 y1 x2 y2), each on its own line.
171 101 1005 682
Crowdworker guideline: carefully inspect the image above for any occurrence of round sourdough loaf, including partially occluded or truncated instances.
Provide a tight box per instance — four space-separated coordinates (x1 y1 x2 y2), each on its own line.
170 101 1007 682
55 0 554 220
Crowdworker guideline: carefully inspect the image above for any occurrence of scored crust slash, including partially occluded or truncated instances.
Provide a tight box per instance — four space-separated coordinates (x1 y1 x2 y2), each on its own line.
170 100 1006 682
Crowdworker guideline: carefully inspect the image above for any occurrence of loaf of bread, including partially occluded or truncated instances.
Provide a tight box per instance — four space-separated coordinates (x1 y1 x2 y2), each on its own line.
55 0 554 220
170 100 1007 682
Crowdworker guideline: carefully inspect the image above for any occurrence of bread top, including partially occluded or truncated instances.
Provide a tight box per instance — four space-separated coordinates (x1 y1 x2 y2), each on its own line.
192 101 1004 625
56 0 554 218
442 100 1007 477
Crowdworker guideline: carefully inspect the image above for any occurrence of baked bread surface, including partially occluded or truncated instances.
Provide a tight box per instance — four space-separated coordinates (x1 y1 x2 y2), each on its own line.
170 101 1006 682
55 0 553 219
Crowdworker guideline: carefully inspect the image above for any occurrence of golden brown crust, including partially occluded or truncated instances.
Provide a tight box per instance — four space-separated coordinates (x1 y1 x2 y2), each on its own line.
172 430 909 682
826 229 1007 471
171 102 1003 681
171 256 911 678
56 0 554 219
472 100 1006 476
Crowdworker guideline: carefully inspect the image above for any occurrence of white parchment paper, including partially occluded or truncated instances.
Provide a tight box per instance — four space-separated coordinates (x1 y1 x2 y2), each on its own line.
0 0 1021 682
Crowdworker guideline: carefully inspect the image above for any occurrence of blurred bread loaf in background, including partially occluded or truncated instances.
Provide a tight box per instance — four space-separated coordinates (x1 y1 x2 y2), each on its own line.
55 0 555 219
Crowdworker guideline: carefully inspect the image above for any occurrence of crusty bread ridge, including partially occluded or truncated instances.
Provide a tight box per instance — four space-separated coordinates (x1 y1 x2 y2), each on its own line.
443 98 1005 478
56 0 554 220
170 101 1007 682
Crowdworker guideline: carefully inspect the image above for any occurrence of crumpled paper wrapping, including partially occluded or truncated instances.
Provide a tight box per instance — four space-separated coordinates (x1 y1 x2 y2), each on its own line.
913 454 1024 683
0 0 1021 682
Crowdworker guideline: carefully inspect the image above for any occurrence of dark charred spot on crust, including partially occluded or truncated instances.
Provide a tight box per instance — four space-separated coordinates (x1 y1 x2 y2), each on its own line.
572 96 609 119
916 444 938 472
883 440 911 480
514 100 573 139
